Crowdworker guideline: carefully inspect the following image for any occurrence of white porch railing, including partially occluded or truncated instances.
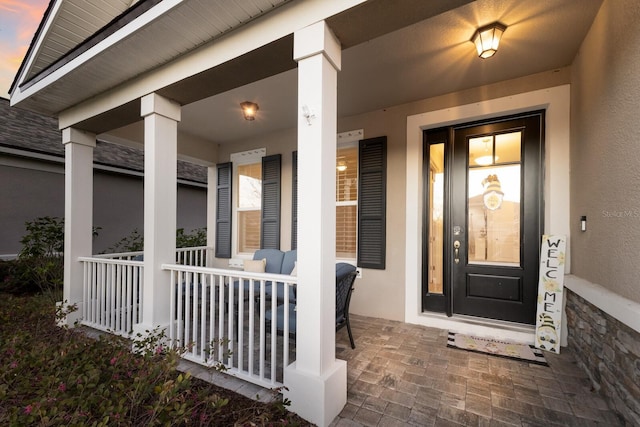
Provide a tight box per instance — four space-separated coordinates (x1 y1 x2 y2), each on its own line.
79 257 143 336
162 264 297 389
95 246 210 267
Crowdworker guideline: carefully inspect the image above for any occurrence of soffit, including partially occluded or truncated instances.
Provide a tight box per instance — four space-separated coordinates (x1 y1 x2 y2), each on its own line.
14 0 292 116
24 0 133 82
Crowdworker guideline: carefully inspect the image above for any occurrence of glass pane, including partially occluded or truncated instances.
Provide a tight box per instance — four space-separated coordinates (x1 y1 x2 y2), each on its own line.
467 165 521 265
336 205 357 258
238 163 261 209
238 210 261 253
237 162 261 254
428 143 444 294
469 136 494 166
337 146 358 202
495 131 521 163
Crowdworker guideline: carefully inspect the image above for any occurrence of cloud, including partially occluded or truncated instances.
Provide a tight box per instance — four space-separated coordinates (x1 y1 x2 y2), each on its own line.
0 0 49 96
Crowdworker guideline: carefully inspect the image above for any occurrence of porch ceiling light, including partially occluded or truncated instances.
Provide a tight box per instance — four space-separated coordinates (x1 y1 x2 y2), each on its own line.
240 101 259 121
336 161 347 172
472 22 506 59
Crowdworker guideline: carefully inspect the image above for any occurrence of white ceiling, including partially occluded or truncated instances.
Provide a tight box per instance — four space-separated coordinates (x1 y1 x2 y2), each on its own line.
178 0 603 144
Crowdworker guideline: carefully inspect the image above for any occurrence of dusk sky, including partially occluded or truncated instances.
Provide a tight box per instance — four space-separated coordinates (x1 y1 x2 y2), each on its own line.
0 0 49 99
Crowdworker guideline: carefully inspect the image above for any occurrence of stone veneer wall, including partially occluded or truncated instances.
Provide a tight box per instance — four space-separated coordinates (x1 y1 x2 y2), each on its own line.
565 288 640 425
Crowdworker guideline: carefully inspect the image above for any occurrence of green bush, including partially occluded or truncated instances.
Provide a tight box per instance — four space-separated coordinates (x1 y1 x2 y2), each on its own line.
107 228 207 253
0 294 309 426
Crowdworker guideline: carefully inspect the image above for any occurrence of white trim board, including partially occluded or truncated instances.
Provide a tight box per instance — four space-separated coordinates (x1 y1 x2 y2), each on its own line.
565 275 640 334
404 85 571 343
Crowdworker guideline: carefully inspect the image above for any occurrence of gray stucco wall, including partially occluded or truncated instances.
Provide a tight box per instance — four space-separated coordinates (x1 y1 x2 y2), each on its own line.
570 0 640 304
211 68 572 322
0 158 207 256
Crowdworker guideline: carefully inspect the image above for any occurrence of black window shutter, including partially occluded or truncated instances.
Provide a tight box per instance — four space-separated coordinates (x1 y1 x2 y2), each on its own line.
291 151 298 250
261 154 281 249
358 136 387 269
215 162 232 258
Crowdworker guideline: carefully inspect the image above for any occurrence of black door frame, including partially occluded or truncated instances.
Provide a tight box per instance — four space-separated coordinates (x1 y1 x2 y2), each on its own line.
422 110 545 323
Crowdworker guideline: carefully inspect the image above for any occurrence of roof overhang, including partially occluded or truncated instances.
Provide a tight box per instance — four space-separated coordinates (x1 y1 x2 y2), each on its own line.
10 0 472 134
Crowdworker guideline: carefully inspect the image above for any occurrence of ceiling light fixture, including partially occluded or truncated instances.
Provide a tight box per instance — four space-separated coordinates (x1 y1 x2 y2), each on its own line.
240 101 259 121
336 161 347 172
472 22 506 59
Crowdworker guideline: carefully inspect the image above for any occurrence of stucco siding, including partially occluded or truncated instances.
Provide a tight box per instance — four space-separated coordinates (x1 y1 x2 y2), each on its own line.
210 68 571 322
0 161 65 256
570 0 640 304
0 160 207 256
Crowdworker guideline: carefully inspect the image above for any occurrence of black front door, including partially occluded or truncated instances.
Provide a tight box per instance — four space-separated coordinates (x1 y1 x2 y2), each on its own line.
423 112 544 325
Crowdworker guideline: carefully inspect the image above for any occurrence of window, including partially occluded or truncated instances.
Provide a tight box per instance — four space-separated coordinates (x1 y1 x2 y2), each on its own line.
237 162 262 254
217 148 281 259
291 134 387 269
336 144 358 259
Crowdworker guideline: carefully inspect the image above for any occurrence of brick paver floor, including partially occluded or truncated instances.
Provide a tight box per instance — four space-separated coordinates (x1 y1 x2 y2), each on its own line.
331 314 624 427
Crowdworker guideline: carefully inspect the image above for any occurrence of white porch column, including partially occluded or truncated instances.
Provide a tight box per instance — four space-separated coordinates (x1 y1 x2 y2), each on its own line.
137 93 180 331
284 21 345 427
62 128 96 325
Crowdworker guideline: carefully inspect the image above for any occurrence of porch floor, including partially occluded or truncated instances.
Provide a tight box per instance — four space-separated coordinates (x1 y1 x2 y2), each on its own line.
331 314 624 427
177 313 625 426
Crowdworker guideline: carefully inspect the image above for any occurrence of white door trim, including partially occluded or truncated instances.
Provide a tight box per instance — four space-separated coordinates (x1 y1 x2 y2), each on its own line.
404 85 571 342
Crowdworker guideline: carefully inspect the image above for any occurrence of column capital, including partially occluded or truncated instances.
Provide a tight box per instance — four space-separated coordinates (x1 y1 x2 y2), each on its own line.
141 93 181 122
294 21 341 71
62 127 96 147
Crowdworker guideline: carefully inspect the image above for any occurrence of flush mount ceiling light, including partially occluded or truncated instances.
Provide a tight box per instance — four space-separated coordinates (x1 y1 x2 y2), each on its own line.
472 22 506 59
336 161 347 172
240 101 259 121
475 137 498 165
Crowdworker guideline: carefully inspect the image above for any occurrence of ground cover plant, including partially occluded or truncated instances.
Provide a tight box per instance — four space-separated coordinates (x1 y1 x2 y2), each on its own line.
0 293 312 426
0 218 311 426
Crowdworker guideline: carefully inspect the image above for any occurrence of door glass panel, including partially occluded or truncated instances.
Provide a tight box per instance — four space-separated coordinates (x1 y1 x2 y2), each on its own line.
495 132 521 163
428 143 445 294
467 131 522 266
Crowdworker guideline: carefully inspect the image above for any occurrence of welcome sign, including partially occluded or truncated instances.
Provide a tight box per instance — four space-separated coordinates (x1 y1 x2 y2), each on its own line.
535 235 566 354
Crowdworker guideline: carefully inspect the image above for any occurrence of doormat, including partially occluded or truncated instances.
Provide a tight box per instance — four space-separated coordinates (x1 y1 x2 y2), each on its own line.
447 332 548 366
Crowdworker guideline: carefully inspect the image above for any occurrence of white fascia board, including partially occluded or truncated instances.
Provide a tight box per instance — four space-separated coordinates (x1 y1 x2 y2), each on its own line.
12 1 64 96
57 0 366 130
12 0 188 107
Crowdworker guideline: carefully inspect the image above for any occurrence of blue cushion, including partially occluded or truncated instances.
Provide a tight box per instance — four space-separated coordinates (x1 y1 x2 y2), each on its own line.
253 249 285 274
264 302 297 334
281 249 297 275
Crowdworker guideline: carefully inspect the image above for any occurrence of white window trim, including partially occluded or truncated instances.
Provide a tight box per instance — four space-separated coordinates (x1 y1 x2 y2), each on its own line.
336 129 363 262
230 148 266 262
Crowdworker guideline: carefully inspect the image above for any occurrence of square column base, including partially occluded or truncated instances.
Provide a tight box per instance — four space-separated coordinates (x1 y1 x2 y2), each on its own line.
283 359 347 427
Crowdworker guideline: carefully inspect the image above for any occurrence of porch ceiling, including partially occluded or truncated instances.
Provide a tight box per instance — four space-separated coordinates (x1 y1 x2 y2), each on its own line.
179 0 603 144
13 0 603 144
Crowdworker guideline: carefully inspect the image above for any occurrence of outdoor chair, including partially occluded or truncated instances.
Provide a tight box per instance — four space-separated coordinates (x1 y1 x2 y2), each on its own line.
264 262 358 349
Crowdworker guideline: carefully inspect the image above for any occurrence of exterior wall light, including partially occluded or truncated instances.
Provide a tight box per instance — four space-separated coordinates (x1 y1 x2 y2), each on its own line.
472 22 506 59
240 101 259 121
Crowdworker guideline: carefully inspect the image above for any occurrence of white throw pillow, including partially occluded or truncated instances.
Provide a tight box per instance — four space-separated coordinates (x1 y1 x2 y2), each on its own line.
244 258 266 273
290 261 297 276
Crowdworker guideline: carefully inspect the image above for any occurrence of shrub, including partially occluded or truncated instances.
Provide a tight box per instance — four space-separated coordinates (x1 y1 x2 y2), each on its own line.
107 228 207 253
176 228 207 248
107 229 144 253
0 293 309 426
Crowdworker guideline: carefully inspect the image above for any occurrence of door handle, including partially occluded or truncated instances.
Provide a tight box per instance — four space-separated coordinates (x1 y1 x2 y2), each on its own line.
453 240 461 264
